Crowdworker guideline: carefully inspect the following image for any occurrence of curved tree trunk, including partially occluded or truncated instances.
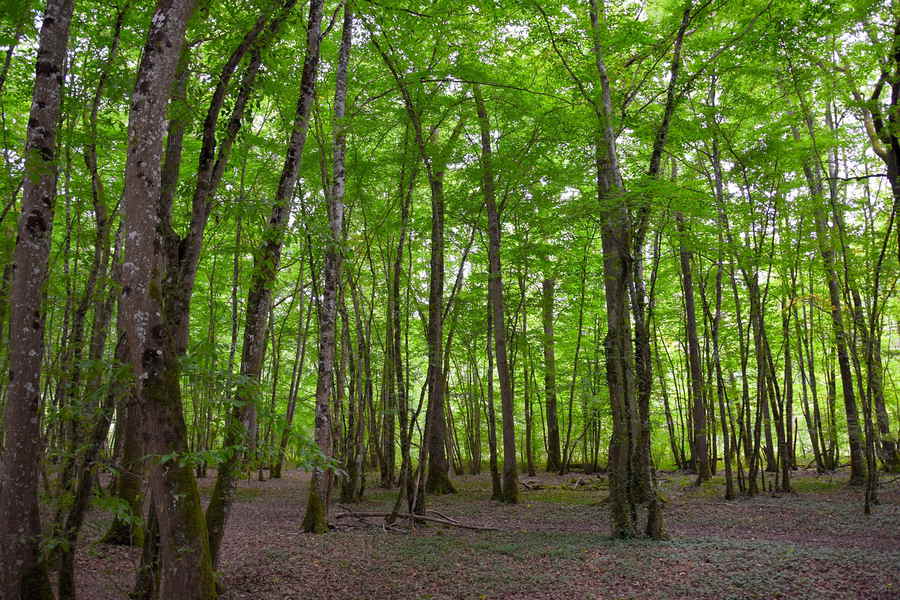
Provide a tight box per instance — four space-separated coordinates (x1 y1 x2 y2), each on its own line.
207 0 323 551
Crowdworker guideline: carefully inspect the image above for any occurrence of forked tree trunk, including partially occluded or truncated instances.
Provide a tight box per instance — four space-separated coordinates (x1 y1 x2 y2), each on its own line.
118 1 220 598
588 0 663 539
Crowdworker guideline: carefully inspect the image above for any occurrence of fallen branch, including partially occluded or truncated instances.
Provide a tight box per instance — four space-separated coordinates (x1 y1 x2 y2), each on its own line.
333 511 499 531
426 508 459 524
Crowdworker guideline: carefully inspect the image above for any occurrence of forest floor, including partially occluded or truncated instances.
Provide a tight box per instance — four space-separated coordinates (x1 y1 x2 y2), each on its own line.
74 467 900 599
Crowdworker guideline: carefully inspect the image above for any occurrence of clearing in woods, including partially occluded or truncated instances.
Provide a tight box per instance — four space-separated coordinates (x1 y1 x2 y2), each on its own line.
74 469 899 599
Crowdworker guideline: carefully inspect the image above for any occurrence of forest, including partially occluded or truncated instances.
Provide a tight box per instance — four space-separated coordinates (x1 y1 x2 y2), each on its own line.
0 0 899 598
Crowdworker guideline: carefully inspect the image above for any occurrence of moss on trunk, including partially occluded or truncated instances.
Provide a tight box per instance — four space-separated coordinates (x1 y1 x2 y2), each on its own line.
301 478 329 534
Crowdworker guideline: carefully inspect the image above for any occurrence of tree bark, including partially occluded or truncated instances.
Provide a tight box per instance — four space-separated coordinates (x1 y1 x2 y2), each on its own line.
541 278 562 472
474 84 518 504
675 212 709 482
118 1 220 597
0 1 74 597
588 0 664 539
302 0 349 532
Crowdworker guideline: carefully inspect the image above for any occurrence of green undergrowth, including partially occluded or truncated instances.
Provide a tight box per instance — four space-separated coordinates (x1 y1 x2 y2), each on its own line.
789 475 845 493
521 487 607 505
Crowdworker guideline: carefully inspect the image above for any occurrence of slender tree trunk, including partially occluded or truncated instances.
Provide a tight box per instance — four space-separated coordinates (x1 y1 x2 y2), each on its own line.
675 212 709 483
57 332 124 600
712 260 735 499
796 134 866 485
524 336 536 477
273 284 312 479
204 0 322 554
541 278 562 472
780 299 794 491
369 33 467 498
0 1 74 597
474 84 518 503
302 1 350 532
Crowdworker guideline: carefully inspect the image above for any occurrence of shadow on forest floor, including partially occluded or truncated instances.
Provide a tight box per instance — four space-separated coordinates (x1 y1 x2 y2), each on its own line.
74 468 900 599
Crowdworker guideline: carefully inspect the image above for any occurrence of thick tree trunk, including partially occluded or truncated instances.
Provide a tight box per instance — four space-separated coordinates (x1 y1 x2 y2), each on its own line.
423 165 453 494
588 0 663 539
118 1 219 598
0 1 74 597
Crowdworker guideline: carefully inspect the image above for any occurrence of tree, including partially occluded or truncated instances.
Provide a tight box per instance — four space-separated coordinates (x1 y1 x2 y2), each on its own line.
0 1 74 598
118 0 218 597
302 0 349 533
474 83 518 504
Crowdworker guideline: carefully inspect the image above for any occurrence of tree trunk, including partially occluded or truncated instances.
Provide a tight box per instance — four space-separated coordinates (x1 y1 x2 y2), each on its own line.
796 131 867 485
118 1 220 597
0 1 74 597
273 283 312 479
675 212 709 483
302 0 350 532
474 84 518 503
588 0 663 539
485 302 502 500
541 278 562 472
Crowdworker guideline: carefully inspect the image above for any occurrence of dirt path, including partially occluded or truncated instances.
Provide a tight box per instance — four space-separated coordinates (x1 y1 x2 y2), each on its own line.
74 470 900 599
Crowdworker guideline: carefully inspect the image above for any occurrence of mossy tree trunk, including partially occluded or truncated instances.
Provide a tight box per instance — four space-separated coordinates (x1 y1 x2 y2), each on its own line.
119 0 221 597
